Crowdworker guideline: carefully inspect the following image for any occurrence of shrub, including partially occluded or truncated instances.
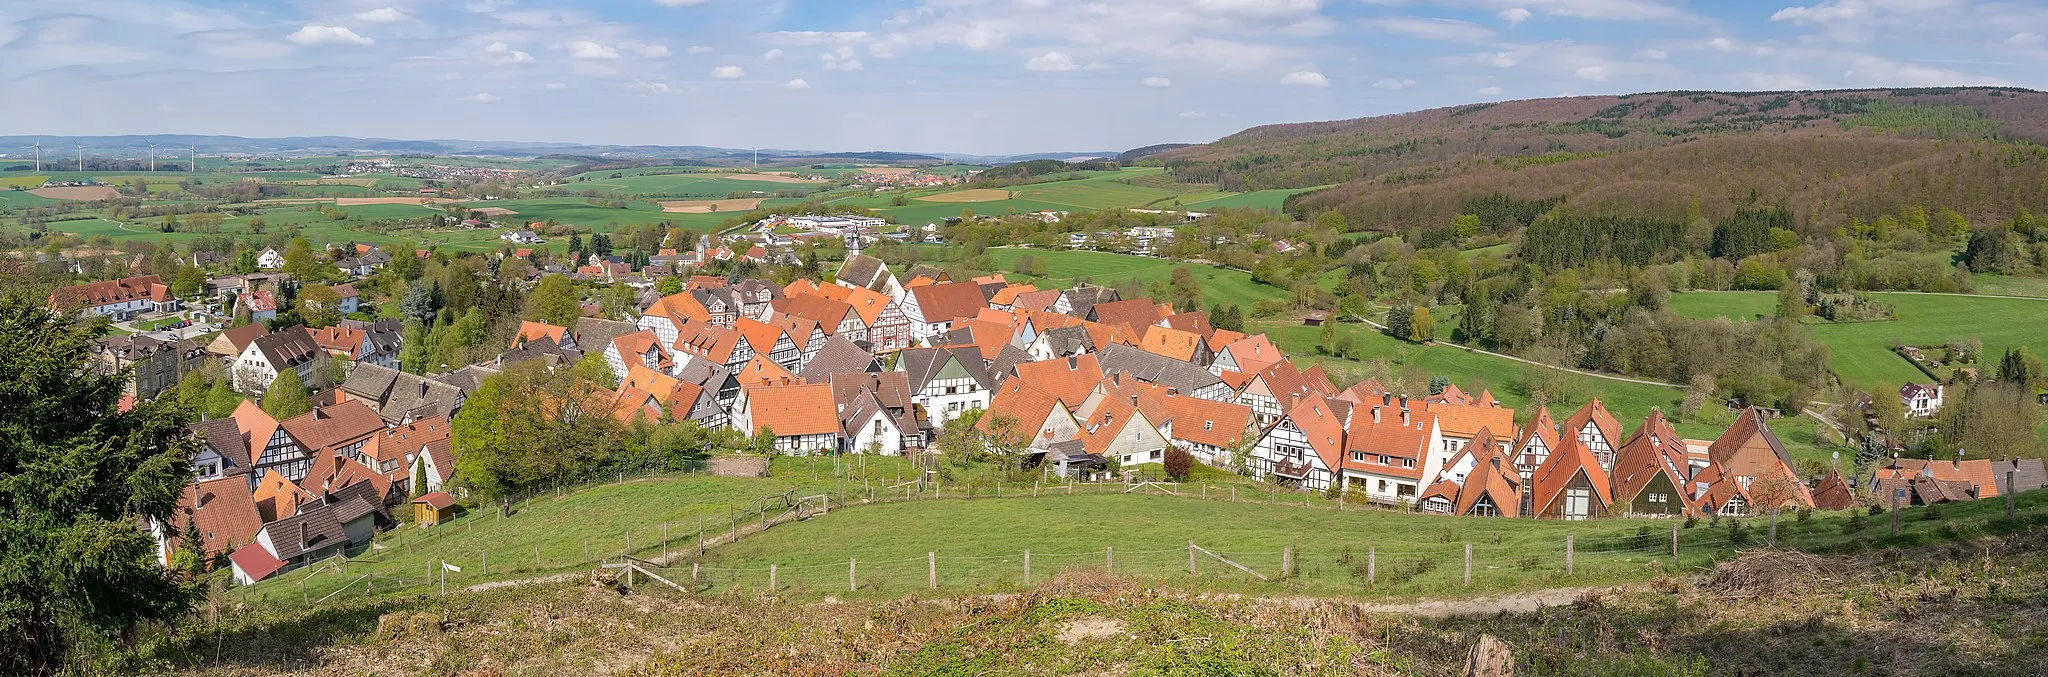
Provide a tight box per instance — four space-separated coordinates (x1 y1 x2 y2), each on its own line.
1869 504 1887 516
1796 508 1812 523
1844 511 1868 534
1162 447 1192 482
1923 503 1943 521
1728 520 1751 546
1683 515 1699 529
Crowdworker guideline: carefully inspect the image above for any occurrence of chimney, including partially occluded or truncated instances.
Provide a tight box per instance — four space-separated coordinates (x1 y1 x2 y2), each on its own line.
1371 407 1381 424
1130 394 1139 406
1067 355 1077 370
1401 408 1410 426
1382 393 1392 407
1399 395 1408 410
1167 387 1178 397
299 520 310 548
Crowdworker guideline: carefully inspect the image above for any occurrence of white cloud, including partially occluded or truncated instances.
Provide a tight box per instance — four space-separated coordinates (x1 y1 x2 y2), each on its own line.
685 45 714 55
485 42 536 65
462 92 499 103
1142 76 1172 87
354 8 407 23
1368 17 1496 43
1838 53 2005 87
1574 65 1609 80
1770 0 1871 25
711 65 745 78
1707 37 1736 52
653 0 710 5
287 25 374 47
2009 32 2043 46
763 48 785 60
629 79 675 93
822 46 863 71
635 44 673 58
1025 51 1079 72
1634 48 1668 59
783 78 810 89
1280 70 1328 86
1498 8 1533 26
1477 85 1504 95
1465 0 1696 22
760 31 871 46
566 41 619 59
1373 77 1417 90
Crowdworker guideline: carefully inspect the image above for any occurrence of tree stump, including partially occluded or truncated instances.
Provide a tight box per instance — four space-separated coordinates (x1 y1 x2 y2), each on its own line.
1463 634 1513 677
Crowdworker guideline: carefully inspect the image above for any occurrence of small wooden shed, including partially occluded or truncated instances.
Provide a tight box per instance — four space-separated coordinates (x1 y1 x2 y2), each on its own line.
412 491 456 526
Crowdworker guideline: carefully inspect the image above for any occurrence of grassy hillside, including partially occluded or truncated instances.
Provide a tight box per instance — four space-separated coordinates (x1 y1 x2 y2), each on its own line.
1670 291 2048 388
1159 88 2048 232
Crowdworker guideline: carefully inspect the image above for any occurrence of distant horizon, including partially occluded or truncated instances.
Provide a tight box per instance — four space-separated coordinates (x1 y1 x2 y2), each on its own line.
6 1 2043 155
8 83 2043 162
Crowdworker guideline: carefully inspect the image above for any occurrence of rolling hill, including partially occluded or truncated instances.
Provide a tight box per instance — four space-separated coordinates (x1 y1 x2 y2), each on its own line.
1158 88 2048 232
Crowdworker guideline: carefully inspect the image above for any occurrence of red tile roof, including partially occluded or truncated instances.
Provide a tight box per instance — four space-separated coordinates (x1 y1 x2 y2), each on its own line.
169 476 265 563
50 274 168 310
1138 325 1205 363
278 400 387 454
744 383 839 436
1340 408 1436 480
1009 353 1103 407
513 320 571 348
1530 436 1613 516
981 380 1073 447
909 281 988 324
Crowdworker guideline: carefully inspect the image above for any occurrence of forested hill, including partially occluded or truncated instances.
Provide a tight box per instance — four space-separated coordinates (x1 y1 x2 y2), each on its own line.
1158 88 2048 233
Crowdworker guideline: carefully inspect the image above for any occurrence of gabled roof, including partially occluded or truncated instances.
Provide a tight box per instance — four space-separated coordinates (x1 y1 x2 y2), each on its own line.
228 542 288 582
908 281 988 324
1012 289 1064 313
1688 463 1749 513
824 284 895 326
251 327 322 370
1163 311 1215 339
1037 325 1096 356
898 346 994 391
610 330 673 371
572 317 640 355
980 380 1073 448
765 313 823 350
217 323 270 355
743 383 840 436
1088 298 1166 339
1455 436 1522 517
189 418 252 471
835 254 893 291
1138 325 1206 363
1205 329 1246 353
1156 391 1254 449
734 317 792 355
1610 411 1690 505
259 501 347 561
1530 436 1614 516
1077 393 1159 457
1871 458 2002 498
169 476 265 561
988 284 1036 307
1512 406 1560 468
251 472 309 522
1421 398 1517 442
1560 398 1622 449
775 293 858 331
797 335 880 382
736 355 801 387
51 274 168 309
673 322 747 364
229 399 284 458
1010 353 1103 407
1096 344 1225 395
1708 407 1796 470
1341 408 1435 480
1060 285 1119 319
512 320 571 348
1220 334 1283 374
307 325 367 359
1278 396 1348 472
644 291 713 324
370 415 449 465
277 400 386 453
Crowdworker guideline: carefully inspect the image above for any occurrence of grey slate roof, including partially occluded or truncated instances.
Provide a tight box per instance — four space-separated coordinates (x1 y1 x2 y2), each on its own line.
573 317 639 354
1096 344 1225 395
343 362 466 424
1039 325 1096 357
496 335 582 369
835 254 890 291
988 345 1033 385
188 418 252 473
1997 458 2048 494
253 328 322 371
437 365 500 396
797 335 879 383
897 346 993 392
260 501 347 561
1060 285 1119 319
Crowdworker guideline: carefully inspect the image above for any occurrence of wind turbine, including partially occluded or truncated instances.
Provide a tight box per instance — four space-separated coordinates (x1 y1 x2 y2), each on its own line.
190 147 197 173
76 145 83 173
30 142 39 173
149 144 157 172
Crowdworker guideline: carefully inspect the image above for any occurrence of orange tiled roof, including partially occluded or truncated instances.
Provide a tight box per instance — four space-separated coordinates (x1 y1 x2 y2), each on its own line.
1010 353 1103 407
981 380 1073 447
744 383 839 436
1530 436 1613 516
512 320 570 348
736 355 801 387
1138 325 1205 363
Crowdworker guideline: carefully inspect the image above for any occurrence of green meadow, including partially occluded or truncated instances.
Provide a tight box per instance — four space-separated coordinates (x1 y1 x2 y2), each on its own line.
1671 291 2048 389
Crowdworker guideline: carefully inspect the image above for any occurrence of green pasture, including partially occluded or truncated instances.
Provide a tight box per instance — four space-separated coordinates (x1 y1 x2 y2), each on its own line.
985 247 1290 307
1672 291 2048 388
564 172 827 197
1182 186 1327 211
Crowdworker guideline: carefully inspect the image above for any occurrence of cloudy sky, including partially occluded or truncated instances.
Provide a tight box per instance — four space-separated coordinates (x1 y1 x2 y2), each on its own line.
3 0 2044 155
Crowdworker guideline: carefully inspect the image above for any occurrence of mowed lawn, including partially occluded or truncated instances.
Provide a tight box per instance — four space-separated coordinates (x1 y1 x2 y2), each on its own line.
1672 291 2048 388
700 492 1734 599
986 247 1290 307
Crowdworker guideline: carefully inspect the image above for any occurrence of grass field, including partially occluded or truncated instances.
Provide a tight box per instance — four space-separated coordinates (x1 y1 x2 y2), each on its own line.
985 248 1291 307
863 169 1303 223
1672 291 2048 388
1969 273 2048 298
564 172 826 197
1182 186 1329 211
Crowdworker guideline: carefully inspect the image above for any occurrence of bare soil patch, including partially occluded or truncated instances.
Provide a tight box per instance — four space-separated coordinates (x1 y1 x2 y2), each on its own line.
1056 617 1125 644
660 197 768 213
30 186 120 200
861 167 916 176
333 197 453 207
470 207 518 216
720 172 825 184
921 188 1014 203
1700 549 1843 599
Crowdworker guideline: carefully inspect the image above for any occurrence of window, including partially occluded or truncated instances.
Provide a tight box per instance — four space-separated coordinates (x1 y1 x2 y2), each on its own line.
1397 483 1415 498
1203 420 1213 431
1351 451 1365 462
1403 458 1416 468
1648 492 1668 505
1563 487 1592 520
1377 480 1388 492
1150 450 1161 461
1472 497 1499 517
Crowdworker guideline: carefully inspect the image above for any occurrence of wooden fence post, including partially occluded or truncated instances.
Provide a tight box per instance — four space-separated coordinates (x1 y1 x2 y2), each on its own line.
769 564 777 592
1367 547 1376 586
928 552 937 589
663 522 670 562
1565 534 1574 576
698 516 705 556
1670 523 1679 564
2007 470 2017 520
482 551 488 576
625 531 631 556
1282 546 1293 579
692 562 700 586
536 548 540 571
1188 541 1196 575
1024 549 1031 585
850 558 857 592
1463 544 1472 586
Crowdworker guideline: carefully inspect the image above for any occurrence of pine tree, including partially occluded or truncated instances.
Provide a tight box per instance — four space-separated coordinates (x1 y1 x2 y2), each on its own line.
412 459 430 498
206 377 242 418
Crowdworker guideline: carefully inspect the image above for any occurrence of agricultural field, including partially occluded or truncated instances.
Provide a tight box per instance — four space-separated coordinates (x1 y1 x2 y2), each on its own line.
1672 291 2048 388
851 168 1318 224
985 247 1289 307
1182 186 1329 211
562 170 827 197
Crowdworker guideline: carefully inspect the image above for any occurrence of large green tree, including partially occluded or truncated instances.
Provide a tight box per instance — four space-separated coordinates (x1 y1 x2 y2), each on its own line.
262 368 311 419
0 274 198 674
296 284 342 328
525 274 582 328
451 360 622 500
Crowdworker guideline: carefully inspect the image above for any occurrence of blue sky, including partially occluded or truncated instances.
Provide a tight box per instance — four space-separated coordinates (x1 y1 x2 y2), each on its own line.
3 0 2043 155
